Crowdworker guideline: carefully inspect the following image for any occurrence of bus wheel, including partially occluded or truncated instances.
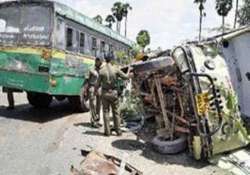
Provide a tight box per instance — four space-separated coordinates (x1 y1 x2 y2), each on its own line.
68 87 90 112
27 92 52 108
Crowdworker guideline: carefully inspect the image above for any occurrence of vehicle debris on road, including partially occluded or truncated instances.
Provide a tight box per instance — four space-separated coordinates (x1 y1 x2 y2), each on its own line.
70 150 143 175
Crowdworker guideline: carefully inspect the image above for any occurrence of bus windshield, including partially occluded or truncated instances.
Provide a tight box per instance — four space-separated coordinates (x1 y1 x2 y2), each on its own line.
0 4 51 45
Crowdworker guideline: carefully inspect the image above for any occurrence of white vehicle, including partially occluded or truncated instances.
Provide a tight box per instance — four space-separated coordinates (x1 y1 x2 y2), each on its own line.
172 27 250 159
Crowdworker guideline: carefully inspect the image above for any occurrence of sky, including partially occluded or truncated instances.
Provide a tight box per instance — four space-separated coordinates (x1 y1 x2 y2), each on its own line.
55 0 239 49
0 0 240 49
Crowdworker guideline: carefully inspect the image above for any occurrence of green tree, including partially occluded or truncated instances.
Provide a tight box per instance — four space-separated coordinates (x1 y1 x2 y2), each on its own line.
122 3 132 37
93 15 103 24
111 2 124 33
215 0 233 34
136 30 150 52
238 0 250 26
194 0 207 41
105 15 116 28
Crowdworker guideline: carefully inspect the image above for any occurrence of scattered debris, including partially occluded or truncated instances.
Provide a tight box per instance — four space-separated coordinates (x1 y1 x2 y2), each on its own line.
70 150 143 175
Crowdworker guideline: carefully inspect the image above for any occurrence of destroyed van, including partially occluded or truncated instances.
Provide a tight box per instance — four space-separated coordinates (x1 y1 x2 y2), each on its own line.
0 0 132 110
128 27 250 160
171 27 250 159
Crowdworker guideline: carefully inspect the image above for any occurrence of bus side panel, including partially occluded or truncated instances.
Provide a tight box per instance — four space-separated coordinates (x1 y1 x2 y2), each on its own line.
0 49 50 92
0 69 49 93
48 55 95 95
49 76 85 96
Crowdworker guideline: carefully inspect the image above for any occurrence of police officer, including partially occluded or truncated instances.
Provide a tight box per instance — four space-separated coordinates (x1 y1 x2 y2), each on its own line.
97 53 132 136
85 57 103 128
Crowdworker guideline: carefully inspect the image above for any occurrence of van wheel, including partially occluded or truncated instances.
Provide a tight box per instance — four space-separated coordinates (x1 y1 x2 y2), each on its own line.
27 92 52 108
151 135 187 154
68 86 89 112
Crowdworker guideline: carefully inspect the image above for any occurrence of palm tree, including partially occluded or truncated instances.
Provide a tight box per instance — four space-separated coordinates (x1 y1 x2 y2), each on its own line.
234 0 239 28
136 30 151 52
216 0 233 34
122 3 132 37
105 15 116 29
93 15 103 24
111 2 124 33
194 0 206 42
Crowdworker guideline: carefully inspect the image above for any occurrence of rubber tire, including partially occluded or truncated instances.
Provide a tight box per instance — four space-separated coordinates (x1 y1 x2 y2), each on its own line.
151 135 187 154
68 86 90 112
27 92 52 108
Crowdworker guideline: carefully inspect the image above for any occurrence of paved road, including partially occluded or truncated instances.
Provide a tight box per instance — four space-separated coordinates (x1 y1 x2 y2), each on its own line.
0 92 229 175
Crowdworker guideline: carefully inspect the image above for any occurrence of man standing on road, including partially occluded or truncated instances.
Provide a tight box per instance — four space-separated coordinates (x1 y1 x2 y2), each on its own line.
85 57 103 128
97 53 132 136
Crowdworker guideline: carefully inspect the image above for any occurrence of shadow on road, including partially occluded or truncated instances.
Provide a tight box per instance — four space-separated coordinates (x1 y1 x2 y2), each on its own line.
111 139 208 169
0 100 76 123
111 119 209 169
74 122 93 128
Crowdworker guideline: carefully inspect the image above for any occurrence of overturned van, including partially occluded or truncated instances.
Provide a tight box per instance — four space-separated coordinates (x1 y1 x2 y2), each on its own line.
172 27 250 159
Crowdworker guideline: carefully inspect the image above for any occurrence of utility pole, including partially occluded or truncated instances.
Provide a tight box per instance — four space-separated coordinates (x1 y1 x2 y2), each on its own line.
234 0 239 28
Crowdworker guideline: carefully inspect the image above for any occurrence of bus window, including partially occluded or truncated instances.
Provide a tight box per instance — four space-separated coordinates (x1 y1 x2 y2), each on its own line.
92 37 97 56
0 6 20 33
75 30 79 52
0 19 6 33
109 44 113 54
101 41 105 53
80 32 85 54
66 27 73 51
22 5 51 45
55 17 65 49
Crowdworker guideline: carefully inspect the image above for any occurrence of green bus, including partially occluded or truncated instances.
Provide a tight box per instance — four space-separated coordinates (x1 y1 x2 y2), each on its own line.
0 0 133 111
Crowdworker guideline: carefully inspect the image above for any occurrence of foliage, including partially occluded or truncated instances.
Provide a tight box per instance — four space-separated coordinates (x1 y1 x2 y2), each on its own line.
122 3 132 18
111 2 124 33
130 43 141 57
136 30 151 51
215 0 233 34
119 90 144 120
93 15 103 24
122 3 132 36
215 0 233 17
112 2 124 21
194 0 206 11
105 15 116 28
115 50 132 65
111 2 132 35
238 0 250 26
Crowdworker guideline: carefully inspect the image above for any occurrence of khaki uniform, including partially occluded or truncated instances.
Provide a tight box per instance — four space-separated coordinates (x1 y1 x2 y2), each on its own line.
97 63 129 135
86 68 101 125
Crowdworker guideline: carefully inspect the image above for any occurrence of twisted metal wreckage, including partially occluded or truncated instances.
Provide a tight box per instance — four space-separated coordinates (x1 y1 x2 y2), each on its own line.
71 28 250 175
122 27 250 161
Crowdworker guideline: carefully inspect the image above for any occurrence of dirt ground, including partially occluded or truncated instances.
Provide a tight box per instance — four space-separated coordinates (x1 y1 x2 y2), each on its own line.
0 92 230 175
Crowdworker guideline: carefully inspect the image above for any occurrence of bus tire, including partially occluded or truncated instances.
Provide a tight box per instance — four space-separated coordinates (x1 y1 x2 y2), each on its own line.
27 92 52 108
68 87 89 112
